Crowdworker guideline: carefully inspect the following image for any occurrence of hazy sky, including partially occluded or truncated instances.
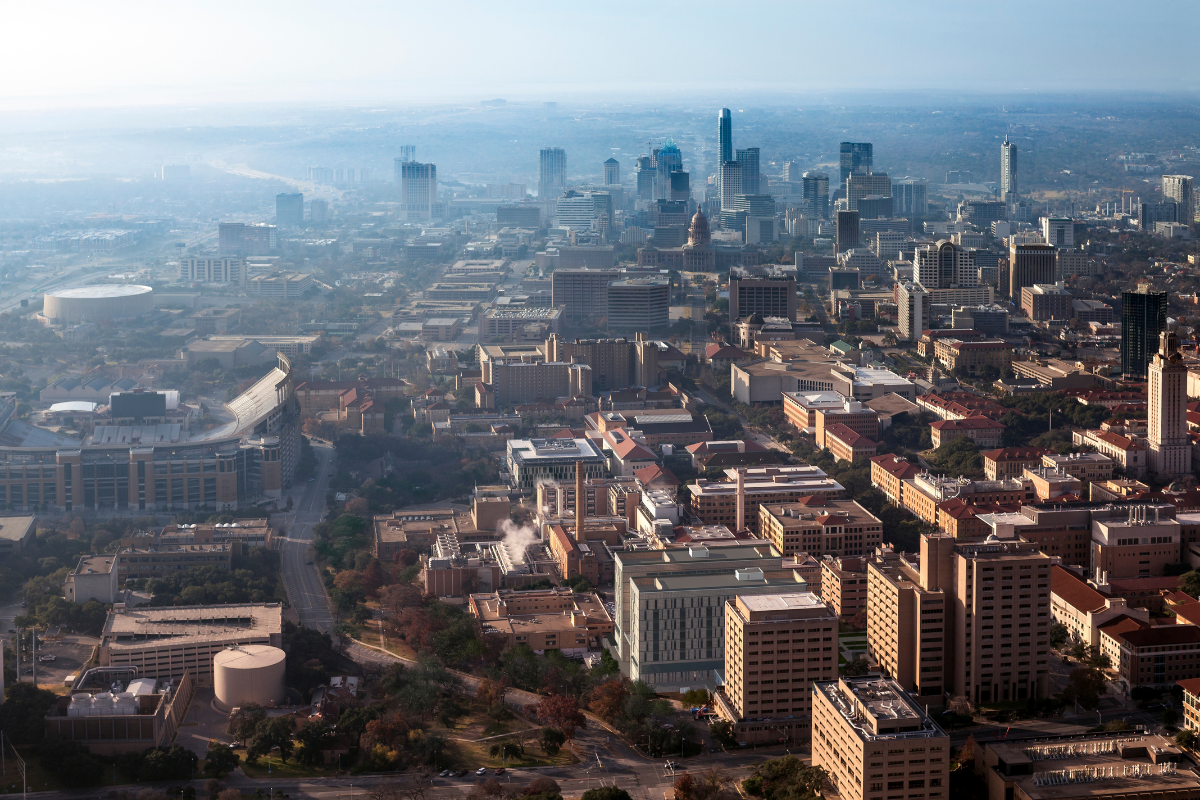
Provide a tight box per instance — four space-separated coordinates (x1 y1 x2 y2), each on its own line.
5 0 1198 109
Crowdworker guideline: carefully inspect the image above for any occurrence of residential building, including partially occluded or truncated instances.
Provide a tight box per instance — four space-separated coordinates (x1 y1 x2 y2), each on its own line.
538 147 567 199
812 676 950 800
1007 243 1056 299
1001 136 1018 204
914 240 977 289
893 178 928 216
1148 330 1191 479
1122 285 1168 379
896 282 928 340
820 556 869 618
98 603 282 687
178 256 246 287
1020 282 1073 321
735 147 761 195
715 592 837 743
802 172 829 219
982 448 1054 480
759 499 883 559
1163 175 1195 226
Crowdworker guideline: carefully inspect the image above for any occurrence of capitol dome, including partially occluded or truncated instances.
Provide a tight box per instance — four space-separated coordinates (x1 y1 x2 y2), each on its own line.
687 207 711 248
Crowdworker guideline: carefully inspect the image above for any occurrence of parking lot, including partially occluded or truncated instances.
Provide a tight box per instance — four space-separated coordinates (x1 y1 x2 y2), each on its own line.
12 633 99 685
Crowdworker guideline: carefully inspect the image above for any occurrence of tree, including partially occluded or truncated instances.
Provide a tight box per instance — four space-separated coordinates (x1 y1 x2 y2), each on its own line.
1179 570 1200 599
588 679 630 722
247 716 295 764
489 739 523 762
1049 623 1069 649
1063 667 1108 710
203 742 240 777
0 682 59 744
842 657 870 677
295 718 334 765
1176 729 1197 750
205 780 223 800
709 719 738 750
523 776 562 800
675 773 697 800
682 688 710 708
539 727 566 756
230 703 266 746
580 789 632 800
535 694 587 743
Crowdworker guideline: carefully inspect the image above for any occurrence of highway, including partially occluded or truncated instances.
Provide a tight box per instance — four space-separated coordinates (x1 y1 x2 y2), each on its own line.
278 440 337 635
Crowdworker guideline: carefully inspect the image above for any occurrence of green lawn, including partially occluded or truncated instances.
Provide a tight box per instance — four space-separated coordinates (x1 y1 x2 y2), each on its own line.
241 759 348 780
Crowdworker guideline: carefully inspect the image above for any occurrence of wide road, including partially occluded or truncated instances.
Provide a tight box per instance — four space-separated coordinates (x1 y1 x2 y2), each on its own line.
279 440 337 635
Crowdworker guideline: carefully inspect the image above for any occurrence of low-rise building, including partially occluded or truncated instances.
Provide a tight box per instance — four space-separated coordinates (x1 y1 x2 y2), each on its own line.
811 677 950 800
929 416 1005 449
686 439 775 470
814 399 880 450
1040 452 1114 486
688 466 845 532
982 447 1054 480
714 592 837 744
1106 624 1200 689
1091 507 1181 579
1049 564 1150 647
1073 429 1148 478
1022 466 1084 502
505 438 606 493
758 498 883 559
117 541 232 581
933 338 1013 376
63 554 119 604
469 588 613 655
1020 281 1073 321
869 454 920 507
825 423 879 463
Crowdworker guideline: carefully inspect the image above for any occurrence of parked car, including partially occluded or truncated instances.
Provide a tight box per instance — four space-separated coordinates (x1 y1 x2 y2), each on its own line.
439 770 451 778
494 768 506 775
476 768 488 776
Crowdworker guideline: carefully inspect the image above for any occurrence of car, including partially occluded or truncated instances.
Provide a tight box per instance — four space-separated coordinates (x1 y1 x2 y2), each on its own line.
306 560 314 565
476 767 488 776
494 768 505 775
39 655 55 662
457 771 469 778
439 770 451 778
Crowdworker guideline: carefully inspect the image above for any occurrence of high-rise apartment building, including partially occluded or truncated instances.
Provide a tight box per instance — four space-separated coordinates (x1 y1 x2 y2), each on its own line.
735 148 761 195
1121 285 1168 380
636 155 655 201
718 109 733 165
846 173 890 212
218 223 276 255
719 161 743 211
1006 243 1056 299
606 279 669 335
309 198 328 224
668 171 691 202
802 172 830 219
275 193 304 228
550 269 619 327
839 142 873 190
811 676 949 800
539 147 567 199
1163 175 1195 226
729 274 798 322
783 161 803 182
836 210 860 253
867 532 1055 705
1148 331 1190 479
892 178 928 217
603 157 620 186
914 240 978 290
400 162 436 221
1040 217 1074 248
1001 136 1018 204
716 592 837 743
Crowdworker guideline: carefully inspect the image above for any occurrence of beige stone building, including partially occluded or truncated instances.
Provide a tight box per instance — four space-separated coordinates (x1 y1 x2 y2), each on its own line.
714 592 837 743
811 676 950 800
866 546 949 699
758 499 883 559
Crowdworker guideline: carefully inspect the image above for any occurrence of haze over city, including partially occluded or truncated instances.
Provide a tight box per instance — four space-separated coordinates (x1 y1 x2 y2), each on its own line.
1 6 1200 800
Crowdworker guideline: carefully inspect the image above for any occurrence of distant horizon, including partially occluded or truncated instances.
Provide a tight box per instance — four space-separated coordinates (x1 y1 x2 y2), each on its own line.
4 0 1197 111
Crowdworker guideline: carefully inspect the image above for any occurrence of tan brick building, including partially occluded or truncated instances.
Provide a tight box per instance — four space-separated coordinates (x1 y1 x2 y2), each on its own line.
932 338 1012 376
820 555 869 618
715 592 837 743
825 424 879 463
759 498 883 559
982 447 1054 480
929 417 1005 449
811 677 950 800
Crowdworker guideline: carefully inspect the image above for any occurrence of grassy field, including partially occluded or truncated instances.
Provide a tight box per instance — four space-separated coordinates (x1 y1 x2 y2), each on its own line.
241 759 349 780
434 699 579 771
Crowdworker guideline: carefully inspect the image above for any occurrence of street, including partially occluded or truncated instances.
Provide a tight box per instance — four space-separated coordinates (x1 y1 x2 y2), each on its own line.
277 441 337 635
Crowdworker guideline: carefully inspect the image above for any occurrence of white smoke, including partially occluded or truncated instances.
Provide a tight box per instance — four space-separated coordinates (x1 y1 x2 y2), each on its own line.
498 518 540 561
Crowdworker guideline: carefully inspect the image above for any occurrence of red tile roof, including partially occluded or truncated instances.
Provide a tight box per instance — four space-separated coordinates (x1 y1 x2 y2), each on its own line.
1177 677 1200 696
1096 614 1151 637
635 463 680 486
1051 564 1108 613
1173 602 1200 627
930 416 1005 431
706 343 748 360
981 447 1054 461
825 423 878 448
870 454 920 479
1116 625 1200 648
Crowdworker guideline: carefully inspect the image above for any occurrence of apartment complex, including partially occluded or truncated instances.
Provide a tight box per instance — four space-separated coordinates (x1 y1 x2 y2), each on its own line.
715 592 837 743
811 677 950 800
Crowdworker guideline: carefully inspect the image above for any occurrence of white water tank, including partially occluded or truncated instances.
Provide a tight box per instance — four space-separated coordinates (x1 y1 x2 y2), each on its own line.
213 645 286 712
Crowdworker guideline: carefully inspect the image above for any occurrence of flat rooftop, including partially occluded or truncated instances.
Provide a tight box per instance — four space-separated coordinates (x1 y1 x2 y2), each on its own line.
102 603 282 649
816 676 946 740
72 554 117 575
0 516 35 542
737 591 827 613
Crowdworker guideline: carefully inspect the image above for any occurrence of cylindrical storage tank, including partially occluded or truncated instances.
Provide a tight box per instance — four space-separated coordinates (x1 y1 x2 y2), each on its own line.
42 285 154 324
213 645 286 712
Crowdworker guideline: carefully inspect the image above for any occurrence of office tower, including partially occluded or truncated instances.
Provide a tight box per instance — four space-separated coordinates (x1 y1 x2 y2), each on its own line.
655 140 683 200
668 171 690 202
718 108 733 165
836 210 860 253
218 222 277 255
914 240 978 290
1006 242 1055 299
855 196 892 220
636 155 655 201
400 162 436 221
735 147 761 195
1163 175 1195 226
1001 135 1018 204
802 172 829 219
1148 331 1190 479
839 142 872 189
275 193 304 228
846 173 890 212
718 592 837 743
554 191 598 231
1121 285 1168 379
603 158 620 185
782 160 802 182
1040 217 1073 248
538 147 567 199
606 279 670 335
729 274 798 322
892 178 928 216
719 161 742 211
309 198 328 225
812 676 950 800
897 282 928 341
1139 200 1179 231
551 269 620 327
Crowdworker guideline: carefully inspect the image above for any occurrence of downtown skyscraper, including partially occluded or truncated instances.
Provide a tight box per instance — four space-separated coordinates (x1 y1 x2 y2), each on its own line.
718 108 732 164
1001 136 1019 205
839 142 872 190
539 147 567 199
